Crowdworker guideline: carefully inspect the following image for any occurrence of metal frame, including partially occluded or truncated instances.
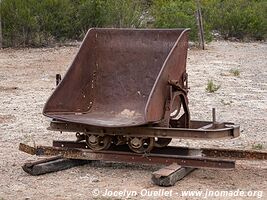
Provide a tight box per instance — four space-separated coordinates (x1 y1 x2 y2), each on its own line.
48 119 240 140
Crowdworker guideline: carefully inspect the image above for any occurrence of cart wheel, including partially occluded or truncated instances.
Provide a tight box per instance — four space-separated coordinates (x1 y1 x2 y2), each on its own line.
85 135 112 151
154 138 172 148
128 137 155 153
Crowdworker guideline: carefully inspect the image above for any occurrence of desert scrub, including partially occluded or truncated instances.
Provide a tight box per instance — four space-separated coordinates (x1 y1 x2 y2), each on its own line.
229 69 240 76
220 99 233 106
1 0 266 47
202 0 267 40
252 143 263 150
206 79 220 93
150 0 212 42
0 0 144 47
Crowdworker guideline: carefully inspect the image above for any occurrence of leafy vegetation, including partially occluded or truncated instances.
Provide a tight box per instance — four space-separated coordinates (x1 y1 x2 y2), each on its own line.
0 0 144 47
252 143 263 150
229 69 241 77
206 80 221 93
150 0 212 42
202 0 267 40
0 0 75 46
0 0 266 47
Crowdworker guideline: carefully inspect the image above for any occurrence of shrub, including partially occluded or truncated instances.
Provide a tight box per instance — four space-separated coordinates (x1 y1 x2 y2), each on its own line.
0 0 144 46
0 0 74 46
252 143 263 150
1 0 266 47
36 0 74 41
202 0 267 40
150 0 212 42
74 0 144 38
206 79 221 93
103 0 143 28
1 0 39 47
75 0 106 37
229 69 240 77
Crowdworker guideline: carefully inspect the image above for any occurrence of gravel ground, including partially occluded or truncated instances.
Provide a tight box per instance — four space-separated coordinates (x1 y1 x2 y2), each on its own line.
0 41 266 200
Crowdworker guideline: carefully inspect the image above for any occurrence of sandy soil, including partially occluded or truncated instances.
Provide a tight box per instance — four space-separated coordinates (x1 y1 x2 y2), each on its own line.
0 41 266 200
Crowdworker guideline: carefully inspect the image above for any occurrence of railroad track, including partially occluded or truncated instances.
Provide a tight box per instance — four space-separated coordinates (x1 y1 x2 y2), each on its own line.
19 140 267 186
19 141 267 168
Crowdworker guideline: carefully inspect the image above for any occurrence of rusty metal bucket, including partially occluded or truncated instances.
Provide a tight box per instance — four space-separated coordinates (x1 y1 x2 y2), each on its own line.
43 28 190 127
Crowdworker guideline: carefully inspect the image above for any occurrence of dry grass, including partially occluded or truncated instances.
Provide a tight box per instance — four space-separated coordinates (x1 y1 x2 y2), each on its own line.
229 68 240 76
206 79 221 93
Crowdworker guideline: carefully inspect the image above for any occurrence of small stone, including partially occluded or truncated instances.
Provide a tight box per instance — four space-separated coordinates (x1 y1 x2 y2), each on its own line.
91 177 99 183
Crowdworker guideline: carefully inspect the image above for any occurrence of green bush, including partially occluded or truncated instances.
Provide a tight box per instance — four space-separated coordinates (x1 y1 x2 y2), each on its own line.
0 0 74 46
202 0 267 40
0 0 144 47
103 0 143 28
75 0 143 38
1 0 266 47
75 0 106 37
1 0 38 46
150 0 212 42
206 79 221 93
36 0 74 41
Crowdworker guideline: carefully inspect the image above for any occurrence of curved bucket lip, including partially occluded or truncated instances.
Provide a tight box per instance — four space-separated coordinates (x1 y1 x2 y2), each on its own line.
43 28 190 127
88 27 190 31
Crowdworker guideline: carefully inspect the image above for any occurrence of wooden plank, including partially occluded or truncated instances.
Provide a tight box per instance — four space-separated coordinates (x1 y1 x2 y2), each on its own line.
151 163 195 186
22 158 91 176
24 155 63 167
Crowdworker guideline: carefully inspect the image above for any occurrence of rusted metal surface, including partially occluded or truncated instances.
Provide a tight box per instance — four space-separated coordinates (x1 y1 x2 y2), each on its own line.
52 140 201 157
50 140 267 161
19 143 235 169
43 28 190 127
19 141 267 177
48 120 240 140
53 140 89 149
202 148 267 160
19 143 36 155
41 28 240 152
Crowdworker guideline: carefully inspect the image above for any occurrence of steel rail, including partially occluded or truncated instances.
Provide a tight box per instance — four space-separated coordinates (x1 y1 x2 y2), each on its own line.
19 140 266 171
51 140 267 160
19 143 235 169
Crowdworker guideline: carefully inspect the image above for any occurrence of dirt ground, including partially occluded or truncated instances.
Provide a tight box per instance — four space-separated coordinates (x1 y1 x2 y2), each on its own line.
0 41 266 200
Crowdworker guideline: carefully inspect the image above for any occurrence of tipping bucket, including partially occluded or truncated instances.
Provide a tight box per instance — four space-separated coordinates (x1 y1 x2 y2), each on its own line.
43 28 190 127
